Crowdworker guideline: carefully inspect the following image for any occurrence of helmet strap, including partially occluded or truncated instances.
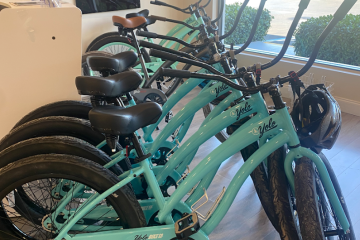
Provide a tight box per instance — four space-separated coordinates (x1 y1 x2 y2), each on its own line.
288 71 305 100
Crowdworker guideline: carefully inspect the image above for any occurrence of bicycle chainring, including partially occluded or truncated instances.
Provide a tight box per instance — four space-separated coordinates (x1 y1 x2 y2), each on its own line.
151 147 172 165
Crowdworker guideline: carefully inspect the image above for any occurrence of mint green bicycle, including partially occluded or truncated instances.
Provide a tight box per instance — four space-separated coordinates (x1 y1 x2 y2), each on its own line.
0 0 357 239
0 1 313 237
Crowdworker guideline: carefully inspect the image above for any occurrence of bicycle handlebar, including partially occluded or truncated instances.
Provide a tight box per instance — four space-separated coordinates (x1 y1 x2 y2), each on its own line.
201 0 211 8
279 0 357 83
255 0 311 71
160 68 273 92
150 49 244 78
233 0 267 54
144 15 202 31
219 0 249 41
137 30 208 49
159 0 357 93
139 40 197 59
211 0 225 25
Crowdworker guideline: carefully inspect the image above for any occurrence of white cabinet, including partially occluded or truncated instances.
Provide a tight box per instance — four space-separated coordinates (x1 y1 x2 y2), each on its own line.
0 1 82 138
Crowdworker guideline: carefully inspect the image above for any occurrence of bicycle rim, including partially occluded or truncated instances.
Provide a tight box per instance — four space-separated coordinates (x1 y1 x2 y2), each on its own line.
1 178 124 240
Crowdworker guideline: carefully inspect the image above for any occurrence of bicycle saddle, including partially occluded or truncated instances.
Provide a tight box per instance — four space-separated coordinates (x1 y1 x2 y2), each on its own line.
112 16 147 29
126 9 149 18
87 51 138 74
125 10 156 27
75 71 142 98
89 102 162 135
144 16 157 26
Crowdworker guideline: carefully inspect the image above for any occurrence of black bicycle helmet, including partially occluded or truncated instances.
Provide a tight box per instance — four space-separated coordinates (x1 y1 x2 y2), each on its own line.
291 84 341 153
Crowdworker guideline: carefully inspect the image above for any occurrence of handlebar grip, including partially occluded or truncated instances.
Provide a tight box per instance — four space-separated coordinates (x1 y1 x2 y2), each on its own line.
150 15 168 21
137 30 158 38
160 68 192 78
299 0 311 9
333 0 357 21
150 49 178 62
154 0 167 5
150 1 163 5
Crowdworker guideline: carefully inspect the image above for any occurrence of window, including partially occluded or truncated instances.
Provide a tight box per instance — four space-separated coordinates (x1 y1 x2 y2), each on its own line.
76 0 140 14
223 0 360 68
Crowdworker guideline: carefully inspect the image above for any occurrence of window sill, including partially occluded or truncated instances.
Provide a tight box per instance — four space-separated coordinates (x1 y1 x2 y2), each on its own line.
225 45 360 72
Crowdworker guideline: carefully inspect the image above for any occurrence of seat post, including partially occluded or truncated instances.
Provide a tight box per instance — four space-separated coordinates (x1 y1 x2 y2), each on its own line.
131 133 145 158
130 30 150 83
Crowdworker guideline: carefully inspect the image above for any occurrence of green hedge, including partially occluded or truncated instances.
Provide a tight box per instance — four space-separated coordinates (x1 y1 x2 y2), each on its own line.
224 2 273 45
294 14 360 66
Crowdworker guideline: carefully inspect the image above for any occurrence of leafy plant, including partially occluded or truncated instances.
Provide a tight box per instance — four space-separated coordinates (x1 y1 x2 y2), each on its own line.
294 14 360 66
224 2 273 45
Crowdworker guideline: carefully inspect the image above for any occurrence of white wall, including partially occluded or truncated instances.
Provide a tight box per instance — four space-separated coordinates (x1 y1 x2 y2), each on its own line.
236 51 360 116
67 0 196 52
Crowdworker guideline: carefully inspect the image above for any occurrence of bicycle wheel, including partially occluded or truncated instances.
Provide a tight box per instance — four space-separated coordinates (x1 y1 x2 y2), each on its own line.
268 147 302 240
12 100 92 130
240 142 282 235
2 116 132 171
86 32 137 54
0 136 130 228
85 32 178 93
84 33 139 77
294 154 355 240
0 154 146 240
0 136 123 175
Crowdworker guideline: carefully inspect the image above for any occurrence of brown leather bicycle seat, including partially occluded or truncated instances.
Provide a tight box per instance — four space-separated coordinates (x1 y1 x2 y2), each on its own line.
112 16 147 29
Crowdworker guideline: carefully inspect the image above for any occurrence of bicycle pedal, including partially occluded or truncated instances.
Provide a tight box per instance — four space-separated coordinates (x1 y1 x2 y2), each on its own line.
175 212 200 240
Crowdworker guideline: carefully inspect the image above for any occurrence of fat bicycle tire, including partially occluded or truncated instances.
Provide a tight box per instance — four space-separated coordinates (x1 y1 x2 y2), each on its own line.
268 146 302 240
0 136 130 225
2 116 132 171
86 32 137 53
240 142 282 234
12 100 92 130
294 154 355 240
0 136 123 175
0 154 146 240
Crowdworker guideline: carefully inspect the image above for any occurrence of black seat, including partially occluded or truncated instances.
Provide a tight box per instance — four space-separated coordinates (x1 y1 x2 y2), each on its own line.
75 71 142 98
144 16 157 26
87 51 138 73
126 9 149 19
89 102 162 135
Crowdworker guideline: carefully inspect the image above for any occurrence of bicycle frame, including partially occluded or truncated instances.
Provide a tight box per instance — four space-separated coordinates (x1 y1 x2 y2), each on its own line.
51 88 350 240
96 63 228 164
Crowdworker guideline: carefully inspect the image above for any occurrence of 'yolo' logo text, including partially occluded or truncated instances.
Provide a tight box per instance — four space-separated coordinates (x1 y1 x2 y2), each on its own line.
210 83 229 97
230 102 252 120
251 118 278 138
